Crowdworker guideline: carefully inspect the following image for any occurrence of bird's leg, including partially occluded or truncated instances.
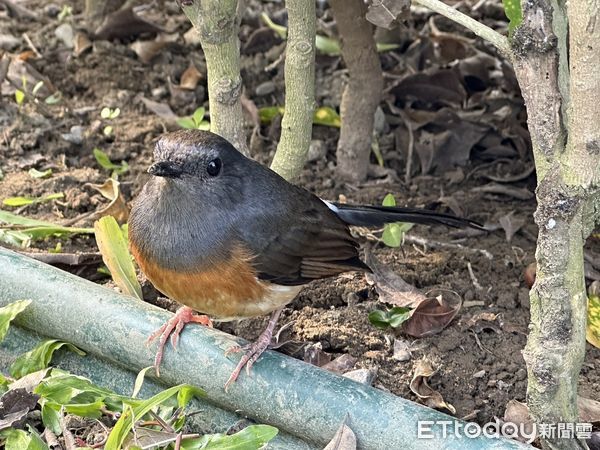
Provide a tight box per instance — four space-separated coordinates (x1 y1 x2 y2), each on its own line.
147 306 212 376
224 308 283 391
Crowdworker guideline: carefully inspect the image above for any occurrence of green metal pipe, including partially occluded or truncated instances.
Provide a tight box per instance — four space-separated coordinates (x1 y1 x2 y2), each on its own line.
0 247 530 449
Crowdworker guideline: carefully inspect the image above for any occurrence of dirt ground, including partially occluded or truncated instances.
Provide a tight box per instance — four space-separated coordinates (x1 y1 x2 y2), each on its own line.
1 0 599 438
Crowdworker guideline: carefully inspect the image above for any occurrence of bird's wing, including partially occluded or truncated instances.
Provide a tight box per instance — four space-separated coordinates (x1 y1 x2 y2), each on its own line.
234 190 368 286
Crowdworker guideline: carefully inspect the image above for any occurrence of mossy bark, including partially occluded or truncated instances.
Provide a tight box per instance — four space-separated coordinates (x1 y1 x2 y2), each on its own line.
513 0 599 448
182 0 248 155
269 0 316 181
329 0 383 182
410 0 599 447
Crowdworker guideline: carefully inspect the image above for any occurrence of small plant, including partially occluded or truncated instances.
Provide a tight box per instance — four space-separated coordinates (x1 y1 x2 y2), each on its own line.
381 194 414 247
368 306 412 329
0 210 94 248
2 193 64 208
177 107 211 130
57 4 72 21
100 107 121 136
14 78 61 107
93 148 128 176
0 300 279 450
28 168 53 179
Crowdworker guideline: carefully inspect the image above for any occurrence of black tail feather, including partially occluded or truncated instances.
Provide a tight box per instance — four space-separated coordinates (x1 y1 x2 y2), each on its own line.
331 203 485 230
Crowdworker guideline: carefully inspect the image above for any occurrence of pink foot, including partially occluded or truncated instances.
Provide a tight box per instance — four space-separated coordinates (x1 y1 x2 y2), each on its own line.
147 306 212 376
224 309 283 391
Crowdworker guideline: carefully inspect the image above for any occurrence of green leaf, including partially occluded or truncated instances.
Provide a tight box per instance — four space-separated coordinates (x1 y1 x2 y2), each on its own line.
93 148 128 175
177 116 197 129
313 106 341 128
177 385 204 408
10 339 86 379
258 105 340 128
382 223 403 247
131 366 153 398
105 384 201 450
587 294 600 348
100 107 111 119
1 427 49 450
0 210 93 247
94 216 143 300
258 106 285 124
44 92 62 105
315 35 341 55
41 402 61 435
181 425 278 450
63 399 105 418
35 373 121 404
192 107 206 126
382 193 396 207
260 13 287 39
371 134 384 167
103 125 113 136
15 89 25 106
28 168 53 179
3 193 64 207
376 42 400 52
502 0 522 33
381 194 413 247
0 300 31 342
32 81 44 96
368 307 412 329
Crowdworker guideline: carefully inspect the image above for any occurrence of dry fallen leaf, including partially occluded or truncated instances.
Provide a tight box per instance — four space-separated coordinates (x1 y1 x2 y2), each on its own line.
73 32 92 57
403 291 462 337
365 0 410 29
367 250 462 336
303 342 332 367
130 33 179 64
409 360 456 414
579 396 600 424
179 63 203 90
86 178 129 223
323 416 357 450
472 183 534 200
365 249 427 308
322 354 358 374
392 69 467 106
94 8 164 40
503 399 536 443
498 210 526 242
139 96 179 124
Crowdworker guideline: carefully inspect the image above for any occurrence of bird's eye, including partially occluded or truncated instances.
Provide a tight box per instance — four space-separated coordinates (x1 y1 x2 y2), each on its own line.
206 158 222 176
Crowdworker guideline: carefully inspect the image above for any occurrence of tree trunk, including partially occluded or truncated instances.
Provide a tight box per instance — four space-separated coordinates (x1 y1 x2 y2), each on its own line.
269 0 316 181
329 0 383 182
514 0 600 448
181 0 248 155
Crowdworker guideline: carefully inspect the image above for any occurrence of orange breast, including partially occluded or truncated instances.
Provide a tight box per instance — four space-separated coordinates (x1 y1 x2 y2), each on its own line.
130 243 278 319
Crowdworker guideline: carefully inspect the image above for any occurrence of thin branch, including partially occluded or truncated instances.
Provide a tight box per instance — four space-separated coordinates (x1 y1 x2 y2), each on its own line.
412 0 511 57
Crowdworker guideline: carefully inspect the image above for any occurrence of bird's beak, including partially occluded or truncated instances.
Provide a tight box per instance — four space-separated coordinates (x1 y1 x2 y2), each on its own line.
148 161 183 178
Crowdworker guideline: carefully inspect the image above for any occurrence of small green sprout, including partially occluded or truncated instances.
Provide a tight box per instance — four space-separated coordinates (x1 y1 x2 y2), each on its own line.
57 4 72 21
93 148 129 176
177 106 211 130
381 194 413 247
100 107 121 136
368 306 412 329
28 168 53 179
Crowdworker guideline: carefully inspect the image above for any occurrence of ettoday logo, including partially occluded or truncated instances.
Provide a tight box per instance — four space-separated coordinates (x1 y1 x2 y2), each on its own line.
417 419 592 444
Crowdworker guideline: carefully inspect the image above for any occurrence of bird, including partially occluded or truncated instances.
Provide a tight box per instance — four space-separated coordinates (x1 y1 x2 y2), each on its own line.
128 129 483 389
